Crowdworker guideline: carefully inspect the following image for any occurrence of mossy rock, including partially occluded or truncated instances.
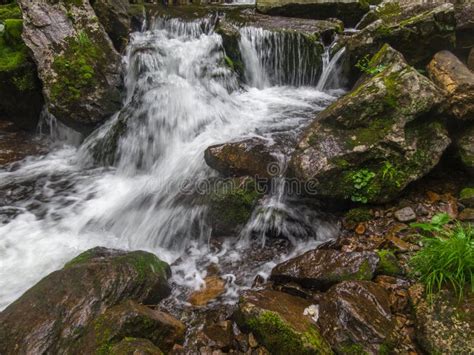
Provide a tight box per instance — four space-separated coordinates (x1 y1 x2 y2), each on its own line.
0 247 172 354
111 338 163 355
0 11 43 129
290 45 450 204
234 289 333 354
459 187 474 207
345 207 372 224
376 250 402 276
207 176 263 236
0 2 21 21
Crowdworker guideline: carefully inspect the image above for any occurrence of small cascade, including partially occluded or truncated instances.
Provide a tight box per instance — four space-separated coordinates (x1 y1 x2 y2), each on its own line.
316 46 346 91
239 26 324 88
37 108 83 146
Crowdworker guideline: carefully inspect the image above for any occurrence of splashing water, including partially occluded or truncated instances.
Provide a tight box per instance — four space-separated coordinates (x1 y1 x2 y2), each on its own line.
0 18 345 310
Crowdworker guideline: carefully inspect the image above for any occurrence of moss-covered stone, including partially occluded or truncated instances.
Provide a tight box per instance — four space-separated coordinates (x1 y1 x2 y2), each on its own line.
459 187 474 207
207 177 263 236
345 207 372 224
376 250 402 276
0 2 21 21
290 45 450 204
234 289 333 354
111 338 163 355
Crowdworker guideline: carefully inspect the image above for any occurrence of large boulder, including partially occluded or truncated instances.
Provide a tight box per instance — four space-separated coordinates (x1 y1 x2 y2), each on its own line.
456 124 474 175
205 138 280 179
0 247 171 354
271 249 379 290
17 0 122 131
90 0 131 52
290 44 450 204
72 300 185 353
256 0 369 28
342 2 455 77
111 338 164 355
0 3 43 129
318 281 395 354
234 289 333 354
427 51 474 121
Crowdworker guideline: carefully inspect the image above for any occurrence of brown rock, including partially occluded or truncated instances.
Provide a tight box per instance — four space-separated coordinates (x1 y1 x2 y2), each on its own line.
111 338 164 355
204 138 279 179
459 208 474 221
468 48 474 72
426 190 441 203
318 281 395 354
271 249 379 290
188 275 226 306
427 50 474 121
355 223 366 235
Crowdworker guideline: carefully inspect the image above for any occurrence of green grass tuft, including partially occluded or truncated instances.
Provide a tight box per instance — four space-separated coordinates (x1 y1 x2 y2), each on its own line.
410 222 473 301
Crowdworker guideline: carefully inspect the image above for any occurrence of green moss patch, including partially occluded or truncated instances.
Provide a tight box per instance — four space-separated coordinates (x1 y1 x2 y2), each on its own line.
0 2 21 22
376 250 401 276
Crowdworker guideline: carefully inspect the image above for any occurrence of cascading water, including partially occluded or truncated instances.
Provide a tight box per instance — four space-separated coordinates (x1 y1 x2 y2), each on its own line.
0 17 346 310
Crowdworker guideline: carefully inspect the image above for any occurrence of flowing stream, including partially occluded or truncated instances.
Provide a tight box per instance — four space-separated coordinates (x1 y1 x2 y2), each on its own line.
0 17 346 310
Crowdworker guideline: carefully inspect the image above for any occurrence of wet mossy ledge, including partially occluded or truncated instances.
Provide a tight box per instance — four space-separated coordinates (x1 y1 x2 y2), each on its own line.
0 2 43 129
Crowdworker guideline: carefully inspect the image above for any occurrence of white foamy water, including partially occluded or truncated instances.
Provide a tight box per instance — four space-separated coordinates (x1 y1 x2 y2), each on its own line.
0 18 345 309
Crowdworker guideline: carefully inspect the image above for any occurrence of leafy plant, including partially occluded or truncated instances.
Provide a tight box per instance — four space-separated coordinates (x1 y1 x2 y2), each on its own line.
350 169 376 203
355 55 387 76
410 222 473 300
410 213 451 234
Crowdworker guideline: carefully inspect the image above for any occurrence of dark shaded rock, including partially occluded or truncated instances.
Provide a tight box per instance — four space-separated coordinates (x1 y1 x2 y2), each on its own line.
454 3 474 60
318 281 395 354
207 176 263 237
0 4 43 129
409 285 474 354
341 2 455 77
0 247 171 354
256 0 369 28
394 207 416 222
271 249 379 291
468 48 474 71
91 0 131 52
196 320 234 352
459 187 474 208
0 120 47 166
427 51 474 121
205 138 279 179
290 44 450 204
17 0 122 131
111 338 164 355
234 289 332 354
457 124 474 175
73 300 185 353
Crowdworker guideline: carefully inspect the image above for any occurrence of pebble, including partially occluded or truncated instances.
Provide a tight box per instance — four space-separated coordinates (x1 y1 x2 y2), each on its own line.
394 207 417 223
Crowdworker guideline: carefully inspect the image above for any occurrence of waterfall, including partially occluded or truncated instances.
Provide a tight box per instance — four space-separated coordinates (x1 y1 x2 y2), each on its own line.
239 26 324 88
0 17 345 310
316 46 346 91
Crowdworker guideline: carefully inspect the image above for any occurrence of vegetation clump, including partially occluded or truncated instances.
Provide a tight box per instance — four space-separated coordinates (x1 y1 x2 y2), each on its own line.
410 214 473 300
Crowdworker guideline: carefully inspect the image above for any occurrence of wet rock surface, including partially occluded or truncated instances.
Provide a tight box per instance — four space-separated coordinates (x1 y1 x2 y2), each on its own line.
256 0 369 28
0 120 47 166
0 247 171 354
18 0 122 131
427 50 474 121
317 280 395 354
73 300 185 353
271 249 379 290
290 44 450 204
457 124 474 176
205 138 279 179
112 338 164 355
234 288 332 354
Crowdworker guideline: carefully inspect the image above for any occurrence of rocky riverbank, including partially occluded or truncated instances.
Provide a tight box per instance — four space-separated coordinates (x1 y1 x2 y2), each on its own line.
0 0 473 354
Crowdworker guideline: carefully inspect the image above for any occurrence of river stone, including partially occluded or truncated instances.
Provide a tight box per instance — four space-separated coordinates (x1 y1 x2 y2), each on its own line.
91 0 131 52
290 44 450 204
234 289 333 354
394 207 416 223
340 2 456 77
205 138 280 179
0 247 171 355
318 281 395 354
457 124 474 176
271 249 379 290
427 51 474 121
256 0 369 28
17 0 122 131
111 338 164 355
72 300 185 353
409 285 474 354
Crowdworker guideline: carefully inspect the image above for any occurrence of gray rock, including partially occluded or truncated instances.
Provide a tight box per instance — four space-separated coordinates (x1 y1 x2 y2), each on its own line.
18 0 122 131
394 207 416 222
457 125 474 176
